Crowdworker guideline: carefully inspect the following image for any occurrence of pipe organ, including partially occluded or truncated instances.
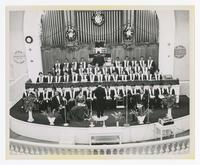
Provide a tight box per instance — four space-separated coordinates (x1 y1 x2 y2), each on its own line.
41 10 159 47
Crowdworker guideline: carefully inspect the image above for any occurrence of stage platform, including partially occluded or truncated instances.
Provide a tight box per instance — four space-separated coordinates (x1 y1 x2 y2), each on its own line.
10 95 189 127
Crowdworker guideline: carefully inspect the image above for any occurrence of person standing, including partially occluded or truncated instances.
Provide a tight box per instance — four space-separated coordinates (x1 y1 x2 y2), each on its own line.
94 85 106 118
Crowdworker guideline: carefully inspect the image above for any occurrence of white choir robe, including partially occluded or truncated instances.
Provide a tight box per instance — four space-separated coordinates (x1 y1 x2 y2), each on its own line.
142 67 148 75
112 75 118 82
134 66 141 73
125 66 131 75
161 85 170 95
145 74 152 81
69 88 79 100
72 62 77 70
104 74 111 82
81 74 88 82
37 76 44 83
72 73 78 82
123 60 129 68
149 88 155 99
147 60 153 70
63 62 69 69
87 89 93 100
134 86 142 94
115 61 121 67
55 63 61 69
153 85 162 97
63 75 69 82
170 85 180 103
131 60 137 67
79 68 84 75
87 68 93 75
109 66 115 74
47 76 53 83
54 76 61 83
38 88 45 98
89 74 95 82
80 61 86 69
45 88 54 101
97 74 103 82
102 67 108 75
129 74 135 81
121 74 127 81
55 69 61 75
105 88 111 99
139 60 145 68
125 86 134 95
154 73 162 80
94 67 100 75
138 74 143 81
117 66 123 75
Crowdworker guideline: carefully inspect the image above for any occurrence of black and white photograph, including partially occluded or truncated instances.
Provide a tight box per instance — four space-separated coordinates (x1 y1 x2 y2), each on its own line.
6 5 194 159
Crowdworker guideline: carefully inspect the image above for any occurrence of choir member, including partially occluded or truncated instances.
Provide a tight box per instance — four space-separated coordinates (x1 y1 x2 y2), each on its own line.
109 64 116 74
94 63 100 75
123 56 130 68
134 62 141 74
54 59 61 69
121 70 128 81
61 71 70 83
78 64 84 76
147 56 155 71
131 57 137 67
111 71 119 82
104 72 111 82
54 72 62 83
142 63 148 75
97 70 103 82
129 69 135 81
102 65 108 75
79 57 87 69
62 58 70 70
81 71 88 82
139 56 145 68
71 57 78 70
154 69 162 80
46 72 54 83
89 72 95 82
116 63 123 75
71 70 78 82
36 72 45 83
114 57 121 67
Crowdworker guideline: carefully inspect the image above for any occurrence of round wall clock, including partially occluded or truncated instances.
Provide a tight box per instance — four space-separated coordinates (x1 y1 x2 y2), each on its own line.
91 11 105 26
25 36 33 44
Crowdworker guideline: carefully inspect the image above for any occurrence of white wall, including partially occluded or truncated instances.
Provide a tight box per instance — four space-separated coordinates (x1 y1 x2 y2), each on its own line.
9 11 29 107
157 10 175 76
24 11 43 82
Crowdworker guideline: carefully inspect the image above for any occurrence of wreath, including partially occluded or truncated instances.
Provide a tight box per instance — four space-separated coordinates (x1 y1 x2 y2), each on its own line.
91 11 105 26
123 26 134 40
66 27 77 42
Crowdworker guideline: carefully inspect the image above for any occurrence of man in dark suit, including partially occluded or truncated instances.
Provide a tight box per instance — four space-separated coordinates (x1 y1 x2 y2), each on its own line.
92 51 105 67
51 91 65 121
94 85 106 118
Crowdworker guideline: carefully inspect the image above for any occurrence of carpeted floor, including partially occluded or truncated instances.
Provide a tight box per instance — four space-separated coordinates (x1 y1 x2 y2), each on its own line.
10 95 189 128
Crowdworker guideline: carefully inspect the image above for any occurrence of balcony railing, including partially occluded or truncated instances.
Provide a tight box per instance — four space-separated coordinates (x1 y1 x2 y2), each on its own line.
9 135 189 156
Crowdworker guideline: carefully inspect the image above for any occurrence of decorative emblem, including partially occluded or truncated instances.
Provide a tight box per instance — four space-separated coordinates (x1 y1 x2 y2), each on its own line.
123 25 134 40
25 36 33 44
91 11 105 26
174 45 186 58
65 27 77 42
13 50 26 64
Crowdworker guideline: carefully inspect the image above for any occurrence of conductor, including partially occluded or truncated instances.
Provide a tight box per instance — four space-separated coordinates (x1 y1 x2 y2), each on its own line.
94 85 106 118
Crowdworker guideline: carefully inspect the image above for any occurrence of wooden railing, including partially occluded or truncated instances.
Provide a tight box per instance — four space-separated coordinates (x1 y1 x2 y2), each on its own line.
9 135 189 156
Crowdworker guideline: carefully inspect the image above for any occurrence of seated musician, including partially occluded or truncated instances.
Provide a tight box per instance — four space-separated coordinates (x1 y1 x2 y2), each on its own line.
131 57 137 67
53 72 62 83
128 69 135 81
37 88 46 112
36 72 45 83
154 69 162 80
79 57 87 69
123 56 130 68
61 71 70 83
114 57 121 67
104 71 111 82
169 84 179 104
120 70 128 81
111 71 119 82
139 56 145 68
71 57 78 70
66 86 80 110
116 86 125 99
97 70 103 82
81 71 88 82
109 85 118 109
54 59 61 70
